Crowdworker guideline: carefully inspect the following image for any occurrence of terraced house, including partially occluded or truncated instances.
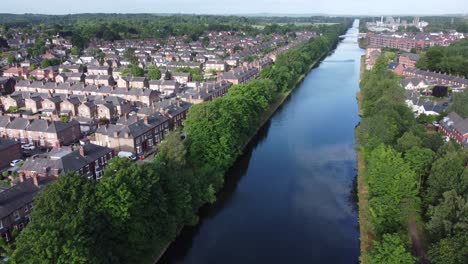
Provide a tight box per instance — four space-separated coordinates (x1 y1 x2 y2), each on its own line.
93 112 169 158
20 143 114 180
0 116 81 148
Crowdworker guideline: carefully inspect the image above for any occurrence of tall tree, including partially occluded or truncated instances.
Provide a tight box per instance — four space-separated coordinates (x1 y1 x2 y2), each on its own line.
367 233 416 264
11 174 103 264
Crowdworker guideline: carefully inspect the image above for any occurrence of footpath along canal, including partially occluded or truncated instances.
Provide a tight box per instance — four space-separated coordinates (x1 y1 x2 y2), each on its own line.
160 19 365 264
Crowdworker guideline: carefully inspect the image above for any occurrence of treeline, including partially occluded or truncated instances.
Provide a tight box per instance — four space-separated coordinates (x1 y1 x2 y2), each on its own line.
357 57 468 263
6 23 348 263
416 39 468 79
0 14 351 49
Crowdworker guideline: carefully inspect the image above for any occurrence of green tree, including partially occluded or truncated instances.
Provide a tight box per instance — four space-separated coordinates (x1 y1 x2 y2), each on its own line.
404 147 434 189
366 145 419 235
96 158 171 263
396 132 422 153
426 190 467 240
427 234 468 264
123 47 137 64
70 46 81 56
128 65 144 77
147 66 161 80
367 233 416 264
7 55 15 65
11 173 103 264
449 88 468 118
425 151 467 205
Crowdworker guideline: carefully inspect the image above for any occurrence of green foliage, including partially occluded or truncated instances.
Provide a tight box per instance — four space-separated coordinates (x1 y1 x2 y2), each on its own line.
70 46 81 56
7 106 19 113
121 65 144 77
396 132 422 153
416 40 468 78
367 233 416 264
130 65 144 77
449 88 468 118
427 234 468 264
41 58 61 68
123 47 137 64
175 67 203 81
366 145 419 235
11 173 102 264
7 55 15 65
426 190 467 240
403 147 434 188
59 115 69 123
425 151 467 205
147 66 161 80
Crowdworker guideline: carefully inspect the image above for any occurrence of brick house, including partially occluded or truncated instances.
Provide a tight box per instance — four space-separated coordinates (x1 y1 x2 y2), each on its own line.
204 60 227 72
0 138 21 169
24 96 43 114
0 116 81 148
439 112 468 146
0 178 43 242
94 113 169 157
2 67 29 78
60 97 81 116
78 101 97 119
171 72 191 84
218 66 259 84
398 53 420 68
0 77 16 95
20 143 114 180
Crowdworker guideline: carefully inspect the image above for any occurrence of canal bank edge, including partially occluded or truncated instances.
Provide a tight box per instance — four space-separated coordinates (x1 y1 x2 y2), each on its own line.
356 55 374 263
150 39 341 264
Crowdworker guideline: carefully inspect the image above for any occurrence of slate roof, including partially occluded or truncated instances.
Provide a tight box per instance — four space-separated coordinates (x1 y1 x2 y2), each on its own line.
399 53 420 61
0 179 41 219
0 138 20 152
20 144 112 175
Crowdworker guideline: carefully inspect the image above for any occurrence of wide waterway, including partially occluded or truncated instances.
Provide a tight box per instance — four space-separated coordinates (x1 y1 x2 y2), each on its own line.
160 19 364 264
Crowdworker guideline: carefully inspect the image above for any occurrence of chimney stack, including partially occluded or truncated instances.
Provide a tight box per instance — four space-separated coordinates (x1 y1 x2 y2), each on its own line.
32 174 39 187
79 146 86 157
19 172 25 183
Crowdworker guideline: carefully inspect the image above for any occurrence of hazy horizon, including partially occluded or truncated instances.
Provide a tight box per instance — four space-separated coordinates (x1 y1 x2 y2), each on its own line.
1 0 468 16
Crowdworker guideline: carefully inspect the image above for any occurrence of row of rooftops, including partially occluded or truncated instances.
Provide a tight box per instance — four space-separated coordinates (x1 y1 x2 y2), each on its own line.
403 68 468 86
0 115 79 133
20 144 112 176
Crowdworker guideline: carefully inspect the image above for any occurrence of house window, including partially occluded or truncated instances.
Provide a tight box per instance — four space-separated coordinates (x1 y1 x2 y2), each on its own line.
14 210 20 220
0 220 3 229
96 170 103 181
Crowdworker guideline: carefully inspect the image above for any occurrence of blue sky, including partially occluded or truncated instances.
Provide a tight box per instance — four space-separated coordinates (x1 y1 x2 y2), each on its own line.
1 0 467 15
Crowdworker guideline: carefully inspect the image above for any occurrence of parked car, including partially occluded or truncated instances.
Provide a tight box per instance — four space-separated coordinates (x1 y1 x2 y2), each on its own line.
10 159 24 167
117 151 137 161
21 144 36 150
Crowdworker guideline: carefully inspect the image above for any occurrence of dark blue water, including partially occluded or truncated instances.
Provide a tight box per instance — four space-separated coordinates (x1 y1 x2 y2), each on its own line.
160 20 364 264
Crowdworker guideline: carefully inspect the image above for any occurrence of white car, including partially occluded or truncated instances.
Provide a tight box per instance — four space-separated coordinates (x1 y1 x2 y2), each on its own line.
10 159 23 167
21 144 36 150
117 151 137 161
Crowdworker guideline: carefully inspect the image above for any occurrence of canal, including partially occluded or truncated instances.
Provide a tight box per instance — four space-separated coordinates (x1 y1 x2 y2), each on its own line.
160 20 364 264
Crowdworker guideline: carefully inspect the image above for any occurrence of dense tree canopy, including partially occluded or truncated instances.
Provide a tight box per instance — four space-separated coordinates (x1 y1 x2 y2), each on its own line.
416 39 468 78
367 234 416 264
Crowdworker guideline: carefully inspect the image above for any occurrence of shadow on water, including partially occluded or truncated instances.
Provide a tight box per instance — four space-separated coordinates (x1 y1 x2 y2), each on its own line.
158 120 272 264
